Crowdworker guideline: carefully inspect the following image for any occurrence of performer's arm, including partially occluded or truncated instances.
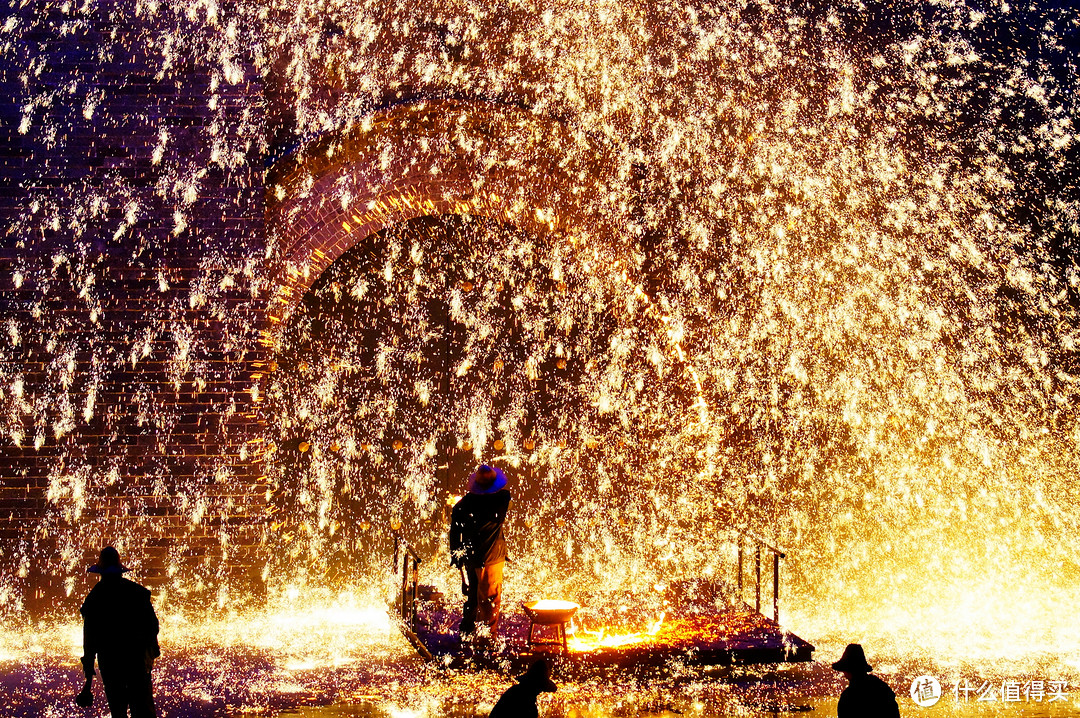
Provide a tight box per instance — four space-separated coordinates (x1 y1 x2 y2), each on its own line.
494 490 511 522
448 503 464 566
146 590 161 660
79 602 96 680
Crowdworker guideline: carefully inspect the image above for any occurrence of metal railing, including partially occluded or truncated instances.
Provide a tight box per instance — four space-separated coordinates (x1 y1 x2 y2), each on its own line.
388 521 785 655
391 529 432 660
735 531 786 623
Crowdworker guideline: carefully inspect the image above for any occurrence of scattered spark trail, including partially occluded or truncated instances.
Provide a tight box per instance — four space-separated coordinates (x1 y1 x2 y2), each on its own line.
0 3 1078 711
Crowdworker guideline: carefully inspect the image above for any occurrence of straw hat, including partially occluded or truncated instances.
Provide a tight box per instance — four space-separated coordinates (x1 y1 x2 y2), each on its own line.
831 643 873 673
467 464 507 495
88 546 130 575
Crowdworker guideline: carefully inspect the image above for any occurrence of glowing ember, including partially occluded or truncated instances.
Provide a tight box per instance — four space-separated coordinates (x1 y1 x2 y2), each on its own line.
528 599 580 612
568 612 666 652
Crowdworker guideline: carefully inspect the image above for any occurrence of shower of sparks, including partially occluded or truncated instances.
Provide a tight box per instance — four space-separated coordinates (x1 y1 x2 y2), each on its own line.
0 1 1078 710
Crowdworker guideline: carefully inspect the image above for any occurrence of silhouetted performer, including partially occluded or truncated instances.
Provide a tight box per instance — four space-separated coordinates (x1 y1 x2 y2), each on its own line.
79 546 160 717
832 643 900 718
489 657 557 718
449 464 511 638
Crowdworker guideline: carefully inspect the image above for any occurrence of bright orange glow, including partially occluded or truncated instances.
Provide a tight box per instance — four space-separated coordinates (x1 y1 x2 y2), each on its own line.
568 612 666 652
4 0 1079 701
529 599 580 612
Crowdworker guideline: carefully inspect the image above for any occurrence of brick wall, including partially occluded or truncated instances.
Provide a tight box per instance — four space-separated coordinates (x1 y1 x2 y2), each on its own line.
262 99 630 333
0 2 268 615
0 4 632 616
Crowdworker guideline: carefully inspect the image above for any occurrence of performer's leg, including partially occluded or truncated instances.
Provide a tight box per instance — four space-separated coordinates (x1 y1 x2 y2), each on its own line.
98 659 131 718
129 663 157 718
476 560 504 634
460 565 480 636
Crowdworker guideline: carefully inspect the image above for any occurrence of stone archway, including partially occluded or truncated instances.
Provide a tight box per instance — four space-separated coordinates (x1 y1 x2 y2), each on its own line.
258 99 634 345
241 99 655 584
246 99 719 595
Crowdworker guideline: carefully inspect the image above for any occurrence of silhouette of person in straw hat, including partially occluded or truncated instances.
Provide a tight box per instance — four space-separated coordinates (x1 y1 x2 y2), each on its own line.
449 464 511 640
488 657 558 718
831 643 900 718
77 546 160 717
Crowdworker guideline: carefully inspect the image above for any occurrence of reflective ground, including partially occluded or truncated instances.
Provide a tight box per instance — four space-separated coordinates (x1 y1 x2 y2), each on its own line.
3 601 1076 718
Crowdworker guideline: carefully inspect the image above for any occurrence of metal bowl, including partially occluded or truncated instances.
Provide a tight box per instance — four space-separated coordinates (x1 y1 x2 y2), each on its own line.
523 599 580 624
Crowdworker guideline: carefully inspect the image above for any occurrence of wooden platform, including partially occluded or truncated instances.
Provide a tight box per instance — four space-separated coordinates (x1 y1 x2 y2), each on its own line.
398 591 814 672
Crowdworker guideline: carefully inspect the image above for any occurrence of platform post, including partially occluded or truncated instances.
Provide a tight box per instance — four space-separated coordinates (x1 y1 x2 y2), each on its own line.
401 553 409 622
737 542 743 599
755 545 761 614
411 555 420 629
772 552 780 622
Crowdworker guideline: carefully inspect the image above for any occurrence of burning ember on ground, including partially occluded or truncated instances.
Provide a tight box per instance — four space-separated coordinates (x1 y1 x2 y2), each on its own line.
567 614 666 652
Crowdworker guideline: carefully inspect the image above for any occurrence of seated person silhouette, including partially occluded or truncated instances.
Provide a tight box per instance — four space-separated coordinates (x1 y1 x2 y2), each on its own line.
832 643 900 718
489 657 557 718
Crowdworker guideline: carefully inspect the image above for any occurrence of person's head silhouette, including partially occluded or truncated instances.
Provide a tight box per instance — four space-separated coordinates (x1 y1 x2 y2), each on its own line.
830 643 900 717
88 546 130 576
832 643 872 675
